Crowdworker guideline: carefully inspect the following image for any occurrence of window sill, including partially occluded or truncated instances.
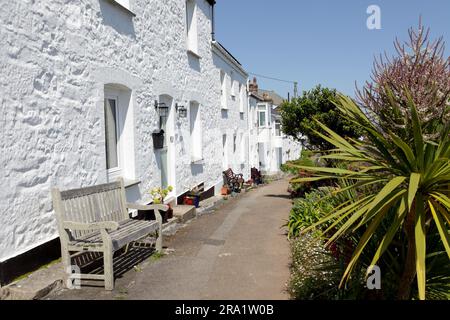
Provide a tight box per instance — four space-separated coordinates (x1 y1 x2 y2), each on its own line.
107 0 136 17
191 158 205 165
187 49 201 59
124 179 141 188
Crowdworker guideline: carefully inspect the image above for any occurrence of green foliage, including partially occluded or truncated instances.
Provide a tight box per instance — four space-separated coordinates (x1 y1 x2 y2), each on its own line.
287 189 334 238
292 93 450 300
149 185 174 204
279 85 363 151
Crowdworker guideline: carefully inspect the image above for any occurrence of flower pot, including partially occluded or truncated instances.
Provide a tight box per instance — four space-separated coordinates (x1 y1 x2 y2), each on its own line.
152 130 165 149
220 186 230 195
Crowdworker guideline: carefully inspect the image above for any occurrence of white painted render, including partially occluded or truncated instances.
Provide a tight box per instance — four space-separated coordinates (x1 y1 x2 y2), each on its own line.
0 0 251 262
248 95 302 174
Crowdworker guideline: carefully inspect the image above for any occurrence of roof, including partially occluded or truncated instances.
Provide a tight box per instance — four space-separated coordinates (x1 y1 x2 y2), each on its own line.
258 89 286 106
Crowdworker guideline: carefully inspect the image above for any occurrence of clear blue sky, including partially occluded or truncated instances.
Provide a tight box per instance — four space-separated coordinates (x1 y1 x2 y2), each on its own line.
215 0 450 98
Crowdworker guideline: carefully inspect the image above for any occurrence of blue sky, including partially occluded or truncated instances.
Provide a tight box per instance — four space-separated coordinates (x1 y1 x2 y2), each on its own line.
215 0 450 98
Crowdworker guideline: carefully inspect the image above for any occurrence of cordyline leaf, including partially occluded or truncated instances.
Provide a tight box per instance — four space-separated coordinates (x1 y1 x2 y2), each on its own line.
370 196 408 267
340 206 389 287
408 173 421 212
365 176 407 214
302 195 374 235
321 199 373 237
390 132 417 170
429 200 450 260
430 192 450 211
408 96 425 171
353 189 406 232
290 176 336 183
415 194 427 300
313 119 355 150
289 165 359 176
313 129 364 159
325 201 374 246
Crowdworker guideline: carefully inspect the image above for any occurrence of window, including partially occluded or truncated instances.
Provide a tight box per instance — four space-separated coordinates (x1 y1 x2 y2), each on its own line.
239 83 245 113
186 0 198 55
104 85 135 182
222 134 228 170
258 104 267 127
105 97 120 171
275 120 281 136
233 134 237 153
190 102 203 162
240 133 246 163
220 71 227 109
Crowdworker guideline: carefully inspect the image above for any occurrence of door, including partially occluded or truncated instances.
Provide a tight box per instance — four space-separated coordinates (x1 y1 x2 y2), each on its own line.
222 134 228 170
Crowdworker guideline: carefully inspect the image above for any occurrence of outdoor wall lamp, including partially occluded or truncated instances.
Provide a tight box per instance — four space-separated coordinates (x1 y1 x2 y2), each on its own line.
154 100 169 117
175 103 188 118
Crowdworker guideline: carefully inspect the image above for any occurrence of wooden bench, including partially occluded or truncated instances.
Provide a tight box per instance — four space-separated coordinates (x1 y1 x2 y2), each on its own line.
251 167 263 185
222 168 244 192
51 178 168 290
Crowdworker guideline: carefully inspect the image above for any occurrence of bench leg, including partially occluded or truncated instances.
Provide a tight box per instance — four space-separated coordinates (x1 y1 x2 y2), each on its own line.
104 249 114 291
156 225 163 253
61 245 72 289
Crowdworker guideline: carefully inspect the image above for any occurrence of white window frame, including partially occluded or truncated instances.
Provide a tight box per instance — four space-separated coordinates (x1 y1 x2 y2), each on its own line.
275 120 282 136
105 95 123 179
239 83 245 113
186 0 199 56
257 103 267 127
190 102 203 162
240 133 246 164
220 71 227 109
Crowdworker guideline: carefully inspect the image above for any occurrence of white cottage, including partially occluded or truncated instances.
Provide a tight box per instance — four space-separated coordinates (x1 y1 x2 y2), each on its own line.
247 78 302 175
0 0 250 285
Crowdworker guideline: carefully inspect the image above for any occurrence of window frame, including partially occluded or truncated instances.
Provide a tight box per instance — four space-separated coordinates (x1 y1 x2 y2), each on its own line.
185 0 199 56
104 95 123 178
189 102 203 162
257 103 267 127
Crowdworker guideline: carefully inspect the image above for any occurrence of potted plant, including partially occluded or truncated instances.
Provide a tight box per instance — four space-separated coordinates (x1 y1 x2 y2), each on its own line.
220 185 230 196
188 186 202 208
149 185 174 222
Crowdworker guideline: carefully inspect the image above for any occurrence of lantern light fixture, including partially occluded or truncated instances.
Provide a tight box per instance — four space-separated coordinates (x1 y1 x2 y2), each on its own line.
175 103 188 118
154 100 169 117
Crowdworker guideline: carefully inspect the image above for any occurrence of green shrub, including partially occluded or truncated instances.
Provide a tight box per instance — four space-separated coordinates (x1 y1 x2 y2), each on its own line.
287 189 334 238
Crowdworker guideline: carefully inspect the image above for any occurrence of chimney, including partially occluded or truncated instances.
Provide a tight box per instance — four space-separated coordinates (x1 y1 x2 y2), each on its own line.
248 77 258 94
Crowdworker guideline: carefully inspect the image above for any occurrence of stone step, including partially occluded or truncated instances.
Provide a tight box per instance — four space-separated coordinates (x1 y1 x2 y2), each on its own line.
172 205 196 223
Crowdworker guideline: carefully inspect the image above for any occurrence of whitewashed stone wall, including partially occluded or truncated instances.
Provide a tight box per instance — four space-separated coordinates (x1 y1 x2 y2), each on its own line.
0 0 249 262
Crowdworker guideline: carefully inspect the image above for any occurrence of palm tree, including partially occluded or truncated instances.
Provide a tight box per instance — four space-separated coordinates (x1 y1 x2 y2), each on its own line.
292 93 449 300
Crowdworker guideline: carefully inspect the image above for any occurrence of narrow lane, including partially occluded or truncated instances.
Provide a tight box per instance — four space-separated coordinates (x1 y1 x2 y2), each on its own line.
48 178 292 300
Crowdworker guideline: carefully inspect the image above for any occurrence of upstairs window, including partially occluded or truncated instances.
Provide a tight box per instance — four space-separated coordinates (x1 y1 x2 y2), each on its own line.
239 83 245 113
258 104 267 127
220 71 227 109
186 0 199 55
275 120 282 136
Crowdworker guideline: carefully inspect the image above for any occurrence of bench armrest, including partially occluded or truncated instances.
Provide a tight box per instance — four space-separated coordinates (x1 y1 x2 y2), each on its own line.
126 203 169 212
62 221 119 231
126 203 169 225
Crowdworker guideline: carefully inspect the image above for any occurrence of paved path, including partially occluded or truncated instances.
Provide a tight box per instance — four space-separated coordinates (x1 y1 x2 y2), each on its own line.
47 178 292 300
